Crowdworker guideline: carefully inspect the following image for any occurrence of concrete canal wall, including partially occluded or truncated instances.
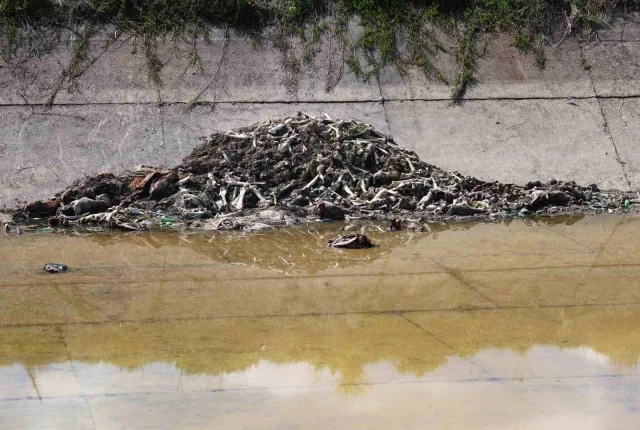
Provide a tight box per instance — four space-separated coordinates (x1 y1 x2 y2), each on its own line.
1 21 639 208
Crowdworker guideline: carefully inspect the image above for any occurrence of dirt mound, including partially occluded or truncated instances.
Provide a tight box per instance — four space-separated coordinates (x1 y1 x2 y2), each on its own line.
12 112 634 231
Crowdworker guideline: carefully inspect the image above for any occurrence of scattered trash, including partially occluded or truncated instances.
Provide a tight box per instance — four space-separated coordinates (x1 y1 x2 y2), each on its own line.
10 113 638 230
43 263 68 273
518 208 532 217
327 234 374 249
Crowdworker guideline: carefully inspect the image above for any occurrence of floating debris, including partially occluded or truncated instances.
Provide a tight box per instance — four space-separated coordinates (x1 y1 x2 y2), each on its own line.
327 234 374 249
11 113 636 230
43 263 68 273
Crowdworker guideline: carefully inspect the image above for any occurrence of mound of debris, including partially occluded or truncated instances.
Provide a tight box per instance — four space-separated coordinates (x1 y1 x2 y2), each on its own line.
14 112 635 230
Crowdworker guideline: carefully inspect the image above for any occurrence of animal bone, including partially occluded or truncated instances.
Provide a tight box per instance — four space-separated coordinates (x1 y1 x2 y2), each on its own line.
342 184 356 198
368 188 399 205
232 185 249 210
219 188 228 207
178 173 195 186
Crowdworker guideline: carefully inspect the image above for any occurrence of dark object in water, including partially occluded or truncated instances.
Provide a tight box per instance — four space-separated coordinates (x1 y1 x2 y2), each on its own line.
48 216 69 227
327 234 373 249
43 263 68 273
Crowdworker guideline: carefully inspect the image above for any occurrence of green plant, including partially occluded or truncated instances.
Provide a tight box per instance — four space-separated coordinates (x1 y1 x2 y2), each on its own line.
1 0 637 102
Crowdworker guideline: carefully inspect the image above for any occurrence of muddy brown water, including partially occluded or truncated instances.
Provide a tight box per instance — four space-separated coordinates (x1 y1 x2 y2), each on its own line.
1 215 639 429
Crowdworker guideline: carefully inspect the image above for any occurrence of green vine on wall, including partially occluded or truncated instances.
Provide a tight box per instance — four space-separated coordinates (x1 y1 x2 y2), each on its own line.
1 0 638 103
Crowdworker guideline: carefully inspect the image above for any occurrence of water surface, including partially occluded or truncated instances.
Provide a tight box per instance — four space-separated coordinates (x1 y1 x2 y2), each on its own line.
1 215 639 429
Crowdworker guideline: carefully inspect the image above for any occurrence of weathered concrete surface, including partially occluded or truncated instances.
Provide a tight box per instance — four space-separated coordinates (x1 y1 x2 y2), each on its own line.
601 98 640 189
0 29 381 106
379 34 597 100
384 99 629 191
207 31 381 103
0 105 163 208
0 103 388 208
377 29 457 101
598 12 640 42
0 37 155 106
469 37 595 99
583 40 640 97
1 21 639 208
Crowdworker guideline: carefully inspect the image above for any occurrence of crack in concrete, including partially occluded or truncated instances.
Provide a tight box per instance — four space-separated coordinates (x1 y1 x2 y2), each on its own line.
56 325 99 430
185 26 230 113
375 76 392 134
581 44 633 191
397 313 455 349
427 257 501 309
157 88 167 165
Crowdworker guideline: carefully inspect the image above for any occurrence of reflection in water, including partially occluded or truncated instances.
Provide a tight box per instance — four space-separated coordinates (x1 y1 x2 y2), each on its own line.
1 306 639 389
1 346 638 430
2 345 635 398
77 215 586 274
1 214 640 429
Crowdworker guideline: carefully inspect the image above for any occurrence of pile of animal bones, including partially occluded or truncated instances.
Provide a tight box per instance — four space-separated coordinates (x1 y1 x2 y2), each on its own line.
14 112 634 230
